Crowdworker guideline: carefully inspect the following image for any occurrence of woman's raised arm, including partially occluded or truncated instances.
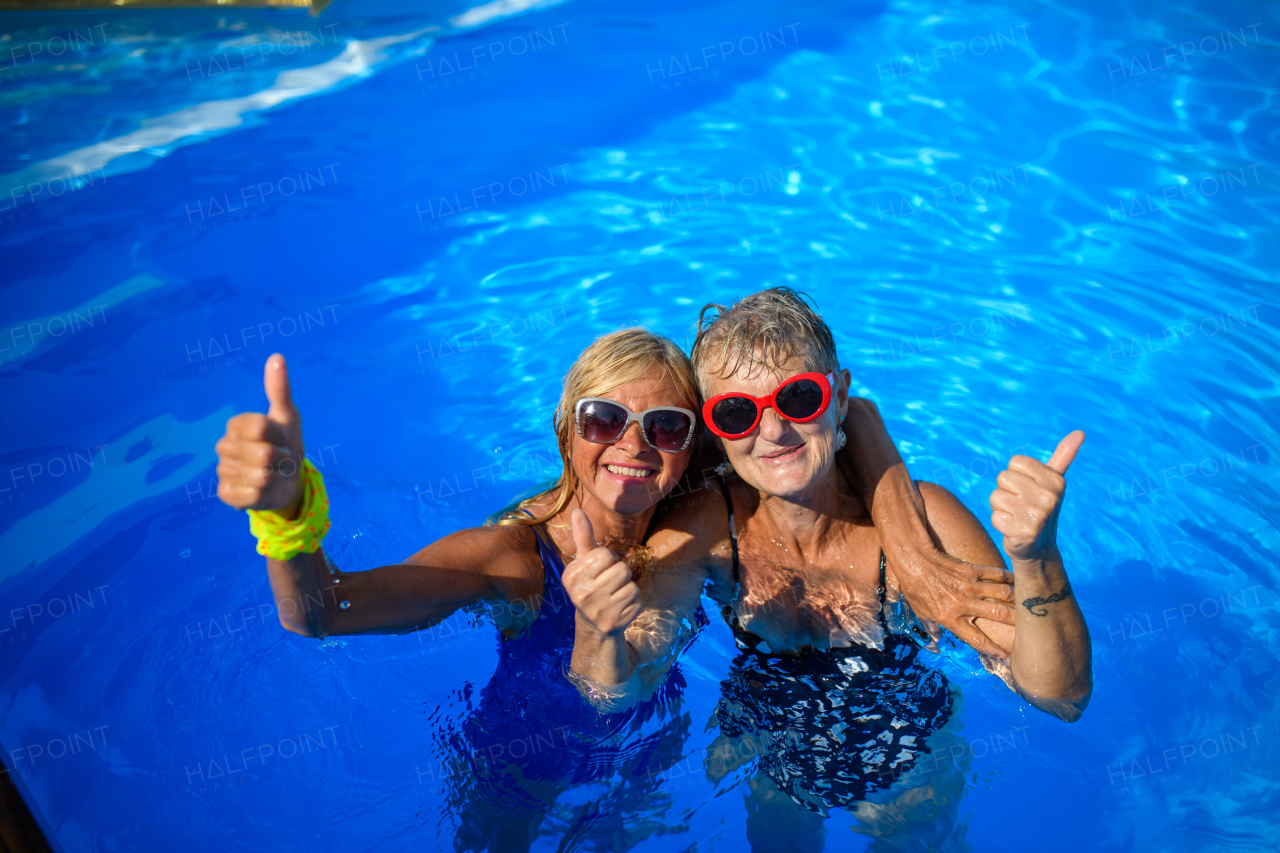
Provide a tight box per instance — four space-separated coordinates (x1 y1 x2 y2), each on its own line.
564 495 727 708
215 355 542 638
907 432 1092 722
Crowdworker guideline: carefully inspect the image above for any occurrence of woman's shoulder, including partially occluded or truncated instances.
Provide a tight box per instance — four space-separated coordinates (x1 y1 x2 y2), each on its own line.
646 476 736 578
914 480 1005 568
654 475 732 528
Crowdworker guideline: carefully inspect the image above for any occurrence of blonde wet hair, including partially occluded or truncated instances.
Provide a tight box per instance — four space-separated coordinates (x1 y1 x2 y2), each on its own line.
496 327 699 528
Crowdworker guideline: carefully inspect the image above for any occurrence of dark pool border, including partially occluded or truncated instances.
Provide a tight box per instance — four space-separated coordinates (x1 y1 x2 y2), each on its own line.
0 749 55 853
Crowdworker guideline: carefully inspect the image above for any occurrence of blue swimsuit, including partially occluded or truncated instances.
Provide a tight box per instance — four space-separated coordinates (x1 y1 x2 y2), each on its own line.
441 522 699 851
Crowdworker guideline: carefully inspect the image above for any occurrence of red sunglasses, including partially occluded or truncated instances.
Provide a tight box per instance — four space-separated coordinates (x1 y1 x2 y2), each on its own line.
702 372 835 439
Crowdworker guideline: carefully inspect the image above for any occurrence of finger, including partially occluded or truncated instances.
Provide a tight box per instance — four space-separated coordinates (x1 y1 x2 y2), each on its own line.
226 413 291 448
950 618 1009 660
227 412 269 440
217 437 292 468
589 562 632 597
970 564 1015 585
571 509 596 558
264 354 298 427
1007 457 1067 493
969 579 1016 603
609 581 639 607
990 509 1017 532
968 598 1016 625
1046 430 1085 475
581 551 624 589
217 477 278 511
616 600 641 627
217 479 253 509
994 468 1041 497
563 551 609 591
564 547 622 592
973 617 1015 657
227 441 295 474
989 488 1030 517
932 553 1012 585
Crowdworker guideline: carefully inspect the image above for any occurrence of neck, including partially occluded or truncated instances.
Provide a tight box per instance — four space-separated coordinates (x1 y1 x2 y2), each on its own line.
755 466 865 556
549 489 655 554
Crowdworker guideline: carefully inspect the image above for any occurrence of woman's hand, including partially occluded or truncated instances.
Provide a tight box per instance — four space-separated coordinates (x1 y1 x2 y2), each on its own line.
214 354 306 517
884 551 1015 652
562 510 641 637
838 398 1016 657
988 431 1092 719
989 431 1084 563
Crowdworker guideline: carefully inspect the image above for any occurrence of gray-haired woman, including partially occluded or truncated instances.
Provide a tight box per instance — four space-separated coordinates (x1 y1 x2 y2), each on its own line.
563 288 1091 822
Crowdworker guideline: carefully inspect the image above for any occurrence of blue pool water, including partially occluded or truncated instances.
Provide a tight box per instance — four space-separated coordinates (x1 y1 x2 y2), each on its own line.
1 0 1278 848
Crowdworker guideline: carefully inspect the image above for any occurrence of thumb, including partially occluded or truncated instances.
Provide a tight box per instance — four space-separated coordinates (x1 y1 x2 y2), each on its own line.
1046 430 1085 475
264 353 298 426
570 509 596 558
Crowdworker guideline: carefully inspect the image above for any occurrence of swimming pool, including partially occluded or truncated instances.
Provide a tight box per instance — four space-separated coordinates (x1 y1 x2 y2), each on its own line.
0 0 1277 848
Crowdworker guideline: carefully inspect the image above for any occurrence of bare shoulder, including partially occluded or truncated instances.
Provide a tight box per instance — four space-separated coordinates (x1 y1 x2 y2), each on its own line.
916 480 1006 569
648 477 734 579
650 478 730 546
403 522 543 581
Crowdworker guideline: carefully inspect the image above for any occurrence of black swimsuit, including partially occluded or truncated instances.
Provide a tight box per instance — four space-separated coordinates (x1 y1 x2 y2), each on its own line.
711 476 953 813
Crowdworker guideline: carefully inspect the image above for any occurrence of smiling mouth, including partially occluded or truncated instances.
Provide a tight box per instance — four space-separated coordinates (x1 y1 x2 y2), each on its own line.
762 444 804 460
606 464 655 478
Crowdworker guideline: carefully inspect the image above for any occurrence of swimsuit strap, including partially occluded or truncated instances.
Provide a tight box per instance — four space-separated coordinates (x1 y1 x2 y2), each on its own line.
712 483 888 634
877 548 889 632
521 510 566 586
713 478 881 600
715 474 740 583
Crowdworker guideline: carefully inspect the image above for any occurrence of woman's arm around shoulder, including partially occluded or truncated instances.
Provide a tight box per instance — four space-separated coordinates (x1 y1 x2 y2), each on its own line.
836 396 1017 657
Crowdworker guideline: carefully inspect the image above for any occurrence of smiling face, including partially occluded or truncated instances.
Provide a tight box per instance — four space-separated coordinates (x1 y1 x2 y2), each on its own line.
707 353 851 500
569 371 696 517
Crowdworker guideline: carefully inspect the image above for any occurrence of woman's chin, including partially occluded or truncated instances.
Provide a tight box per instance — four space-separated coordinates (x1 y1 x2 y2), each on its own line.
738 465 819 499
593 477 667 515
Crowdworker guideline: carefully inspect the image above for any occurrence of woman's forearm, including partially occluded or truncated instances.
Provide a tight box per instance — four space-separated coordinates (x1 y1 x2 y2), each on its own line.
259 479 538 637
268 551 510 638
840 400 1018 657
840 398 932 551
1009 545 1093 720
262 490 340 637
267 549 339 637
567 617 653 713
570 616 637 685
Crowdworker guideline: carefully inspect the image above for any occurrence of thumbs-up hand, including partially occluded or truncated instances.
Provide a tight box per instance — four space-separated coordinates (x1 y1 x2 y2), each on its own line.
561 509 642 637
989 431 1084 563
215 354 307 516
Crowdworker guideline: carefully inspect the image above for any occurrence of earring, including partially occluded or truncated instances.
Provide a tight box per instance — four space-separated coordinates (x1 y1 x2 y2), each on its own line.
835 428 847 451
714 457 733 477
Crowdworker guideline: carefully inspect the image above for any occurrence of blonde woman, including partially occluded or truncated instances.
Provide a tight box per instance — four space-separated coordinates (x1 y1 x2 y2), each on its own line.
215 330 715 851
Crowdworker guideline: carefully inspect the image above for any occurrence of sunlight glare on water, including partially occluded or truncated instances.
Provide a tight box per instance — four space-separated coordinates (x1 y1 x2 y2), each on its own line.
0 0 1277 849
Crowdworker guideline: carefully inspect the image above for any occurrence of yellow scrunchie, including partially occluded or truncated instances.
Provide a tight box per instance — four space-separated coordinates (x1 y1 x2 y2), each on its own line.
247 458 330 561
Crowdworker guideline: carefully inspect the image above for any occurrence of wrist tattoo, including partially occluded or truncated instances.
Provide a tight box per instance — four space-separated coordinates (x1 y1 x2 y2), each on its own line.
1022 581 1072 617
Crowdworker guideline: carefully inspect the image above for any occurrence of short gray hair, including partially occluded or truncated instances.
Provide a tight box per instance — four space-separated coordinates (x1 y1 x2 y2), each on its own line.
689 287 839 392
